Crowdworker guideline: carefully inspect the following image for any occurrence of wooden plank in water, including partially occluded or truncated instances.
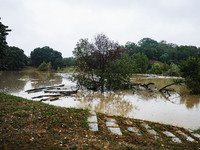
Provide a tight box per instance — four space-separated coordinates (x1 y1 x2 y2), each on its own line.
44 89 79 95
25 84 65 93
40 96 60 102
32 95 61 99
44 90 69 93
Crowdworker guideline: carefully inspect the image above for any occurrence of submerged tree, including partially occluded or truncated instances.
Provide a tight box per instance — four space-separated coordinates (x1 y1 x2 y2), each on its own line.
73 33 135 91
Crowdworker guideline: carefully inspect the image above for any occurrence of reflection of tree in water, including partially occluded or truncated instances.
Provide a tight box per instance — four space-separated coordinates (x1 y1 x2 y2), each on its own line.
0 70 63 93
133 90 161 101
0 71 27 93
179 95 200 109
167 85 200 109
28 71 62 88
75 90 137 117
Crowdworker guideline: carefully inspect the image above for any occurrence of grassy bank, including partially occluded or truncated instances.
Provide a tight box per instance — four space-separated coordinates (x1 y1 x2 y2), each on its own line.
0 93 199 149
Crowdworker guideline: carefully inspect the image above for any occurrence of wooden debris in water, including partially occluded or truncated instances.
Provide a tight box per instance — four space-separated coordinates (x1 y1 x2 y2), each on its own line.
32 95 61 99
44 89 79 95
159 83 182 96
25 84 65 93
40 96 60 102
25 84 79 102
131 82 155 90
49 97 59 101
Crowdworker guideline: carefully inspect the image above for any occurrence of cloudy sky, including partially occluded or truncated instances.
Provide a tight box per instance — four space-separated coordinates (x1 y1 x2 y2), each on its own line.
1 0 200 57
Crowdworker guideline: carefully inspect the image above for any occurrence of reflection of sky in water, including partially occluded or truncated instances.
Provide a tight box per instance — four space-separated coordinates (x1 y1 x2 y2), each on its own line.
0 71 200 129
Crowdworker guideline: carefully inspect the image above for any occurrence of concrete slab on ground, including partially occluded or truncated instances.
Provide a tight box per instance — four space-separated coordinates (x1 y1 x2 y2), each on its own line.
89 110 96 116
163 131 182 143
172 137 182 143
106 121 118 127
192 133 200 139
127 127 141 136
89 123 98 131
87 116 98 123
107 118 116 122
163 131 176 137
141 122 151 129
108 127 122 135
177 131 195 142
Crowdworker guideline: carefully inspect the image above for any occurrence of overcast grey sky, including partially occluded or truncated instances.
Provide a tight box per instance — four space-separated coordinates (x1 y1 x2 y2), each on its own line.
1 0 200 57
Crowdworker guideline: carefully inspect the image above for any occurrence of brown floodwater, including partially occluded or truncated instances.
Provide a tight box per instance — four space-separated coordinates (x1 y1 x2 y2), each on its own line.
0 70 200 129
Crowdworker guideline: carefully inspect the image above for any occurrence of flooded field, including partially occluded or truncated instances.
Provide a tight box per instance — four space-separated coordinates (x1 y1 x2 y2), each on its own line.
0 70 200 129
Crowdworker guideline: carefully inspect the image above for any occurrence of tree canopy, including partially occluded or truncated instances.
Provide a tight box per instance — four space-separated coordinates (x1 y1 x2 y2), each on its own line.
125 38 200 64
0 18 11 58
30 46 63 70
0 46 28 70
73 33 136 91
180 57 200 94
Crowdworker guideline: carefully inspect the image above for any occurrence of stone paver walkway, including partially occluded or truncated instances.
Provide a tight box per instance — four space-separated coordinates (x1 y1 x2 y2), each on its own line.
106 118 122 135
177 130 196 142
141 122 159 139
87 110 98 131
189 129 200 139
87 111 200 144
127 127 141 136
163 131 182 143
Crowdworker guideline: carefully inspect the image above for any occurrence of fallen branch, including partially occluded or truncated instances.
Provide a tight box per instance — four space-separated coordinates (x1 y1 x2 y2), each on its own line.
131 82 155 90
39 89 79 101
159 83 181 96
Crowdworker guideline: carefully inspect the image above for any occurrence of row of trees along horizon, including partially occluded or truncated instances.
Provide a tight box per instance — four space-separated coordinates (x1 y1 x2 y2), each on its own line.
1 18 200 94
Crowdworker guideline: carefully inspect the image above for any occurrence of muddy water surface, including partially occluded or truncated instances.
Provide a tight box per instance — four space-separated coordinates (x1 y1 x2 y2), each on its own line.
0 70 200 129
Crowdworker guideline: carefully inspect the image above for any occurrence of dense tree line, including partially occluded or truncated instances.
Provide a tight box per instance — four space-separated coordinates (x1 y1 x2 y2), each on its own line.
0 46 28 70
124 38 200 64
30 46 63 70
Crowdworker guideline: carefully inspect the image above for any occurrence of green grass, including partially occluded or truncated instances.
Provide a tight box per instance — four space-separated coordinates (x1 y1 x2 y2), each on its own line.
194 128 200 134
0 92 199 149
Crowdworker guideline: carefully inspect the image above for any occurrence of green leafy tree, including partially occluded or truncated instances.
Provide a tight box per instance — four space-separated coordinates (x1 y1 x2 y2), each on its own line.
30 46 62 69
132 52 148 73
177 46 199 62
180 57 200 94
166 63 180 76
105 53 137 90
124 41 137 55
149 63 162 74
63 57 76 67
73 33 135 91
53 58 64 70
138 38 159 60
37 61 48 71
0 18 11 58
160 53 169 63
0 46 28 70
